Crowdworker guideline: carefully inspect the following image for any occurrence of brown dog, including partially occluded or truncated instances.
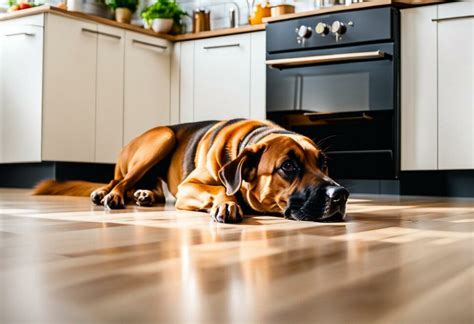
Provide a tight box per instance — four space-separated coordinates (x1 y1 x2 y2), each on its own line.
34 119 349 223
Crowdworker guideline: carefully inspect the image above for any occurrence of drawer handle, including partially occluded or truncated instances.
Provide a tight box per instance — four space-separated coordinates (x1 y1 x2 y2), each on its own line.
132 39 168 50
432 15 474 22
5 32 35 37
81 28 121 39
203 43 241 50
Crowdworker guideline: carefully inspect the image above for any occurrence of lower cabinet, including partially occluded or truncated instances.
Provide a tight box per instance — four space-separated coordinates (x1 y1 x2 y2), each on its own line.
0 16 43 163
401 2 474 171
0 13 171 165
42 14 97 162
95 25 125 164
177 31 266 123
123 31 171 144
437 2 474 170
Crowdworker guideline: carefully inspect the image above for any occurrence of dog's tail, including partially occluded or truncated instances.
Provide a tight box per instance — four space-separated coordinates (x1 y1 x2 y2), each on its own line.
33 179 106 197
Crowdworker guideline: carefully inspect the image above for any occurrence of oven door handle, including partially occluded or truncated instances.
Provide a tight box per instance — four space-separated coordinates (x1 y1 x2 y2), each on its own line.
304 111 374 122
266 50 387 69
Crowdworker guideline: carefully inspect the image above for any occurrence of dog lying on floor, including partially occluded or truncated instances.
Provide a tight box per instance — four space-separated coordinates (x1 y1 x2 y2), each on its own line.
34 119 349 223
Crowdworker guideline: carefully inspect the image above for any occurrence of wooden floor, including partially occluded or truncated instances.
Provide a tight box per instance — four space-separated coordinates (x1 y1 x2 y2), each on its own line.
1 189 473 323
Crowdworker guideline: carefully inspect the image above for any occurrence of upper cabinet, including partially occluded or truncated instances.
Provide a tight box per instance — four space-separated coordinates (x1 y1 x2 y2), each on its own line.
177 31 266 123
437 2 474 170
123 31 171 144
0 16 43 163
401 2 474 171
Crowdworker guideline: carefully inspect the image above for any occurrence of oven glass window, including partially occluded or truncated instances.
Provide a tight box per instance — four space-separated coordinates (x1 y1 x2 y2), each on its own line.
267 57 394 113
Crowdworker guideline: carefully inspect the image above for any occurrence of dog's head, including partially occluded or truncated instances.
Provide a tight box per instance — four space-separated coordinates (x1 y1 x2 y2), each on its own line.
218 134 349 221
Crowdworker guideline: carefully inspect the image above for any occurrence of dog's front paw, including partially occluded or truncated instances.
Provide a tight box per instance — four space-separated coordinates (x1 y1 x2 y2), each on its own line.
103 192 125 210
90 190 107 206
134 190 154 207
210 201 243 224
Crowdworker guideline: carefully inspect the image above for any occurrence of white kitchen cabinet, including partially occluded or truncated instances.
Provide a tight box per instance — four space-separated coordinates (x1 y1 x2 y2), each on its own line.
178 31 266 123
437 3 474 170
123 31 171 144
0 16 43 163
194 34 252 121
401 6 438 171
95 25 125 163
401 2 474 171
42 14 97 162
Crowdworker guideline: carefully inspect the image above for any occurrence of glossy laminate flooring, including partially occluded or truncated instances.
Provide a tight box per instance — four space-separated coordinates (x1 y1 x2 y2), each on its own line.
0 188 473 323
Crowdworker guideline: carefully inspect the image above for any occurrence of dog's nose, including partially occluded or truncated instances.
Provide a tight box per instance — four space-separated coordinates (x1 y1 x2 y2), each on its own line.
324 186 349 205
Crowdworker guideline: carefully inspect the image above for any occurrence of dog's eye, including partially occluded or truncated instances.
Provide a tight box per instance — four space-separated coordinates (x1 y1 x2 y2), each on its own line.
280 160 297 173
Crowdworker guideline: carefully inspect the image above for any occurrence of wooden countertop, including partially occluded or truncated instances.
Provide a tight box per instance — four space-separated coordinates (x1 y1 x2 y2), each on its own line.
1 0 443 40
265 0 445 23
0 5 265 42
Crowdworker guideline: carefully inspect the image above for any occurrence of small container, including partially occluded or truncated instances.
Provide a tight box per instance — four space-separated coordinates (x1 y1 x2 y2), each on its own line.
270 4 295 17
193 9 211 33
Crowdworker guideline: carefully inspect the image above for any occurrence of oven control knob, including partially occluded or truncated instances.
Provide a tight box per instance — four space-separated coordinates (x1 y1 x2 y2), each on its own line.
331 21 347 35
296 25 312 39
315 22 329 36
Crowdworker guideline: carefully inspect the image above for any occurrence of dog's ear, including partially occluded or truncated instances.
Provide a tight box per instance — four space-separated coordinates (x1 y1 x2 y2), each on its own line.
218 144 267 196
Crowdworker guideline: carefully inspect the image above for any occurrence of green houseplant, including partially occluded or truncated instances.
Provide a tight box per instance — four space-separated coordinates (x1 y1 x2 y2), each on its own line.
141 0 187 34
105 0 138 24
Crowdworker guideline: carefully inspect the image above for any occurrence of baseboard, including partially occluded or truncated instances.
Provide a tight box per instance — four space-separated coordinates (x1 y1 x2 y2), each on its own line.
0 162 115 188
338 170 474 198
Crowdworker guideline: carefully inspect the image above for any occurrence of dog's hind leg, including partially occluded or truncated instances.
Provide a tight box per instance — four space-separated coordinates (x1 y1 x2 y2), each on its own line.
102 127 176 210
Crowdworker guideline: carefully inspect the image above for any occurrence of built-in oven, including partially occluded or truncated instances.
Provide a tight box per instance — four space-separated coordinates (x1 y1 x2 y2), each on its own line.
265 7 400 180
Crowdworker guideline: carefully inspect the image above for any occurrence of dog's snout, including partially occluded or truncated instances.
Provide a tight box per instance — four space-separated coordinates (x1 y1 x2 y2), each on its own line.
324 186 349 203
285 184 349 222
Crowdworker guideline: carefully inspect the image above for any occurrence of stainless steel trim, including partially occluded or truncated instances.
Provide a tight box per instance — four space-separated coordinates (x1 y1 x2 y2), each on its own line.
203 43 241 50
266 50 386 68
132 39 168 50
5 32 35 37
432 15 474 22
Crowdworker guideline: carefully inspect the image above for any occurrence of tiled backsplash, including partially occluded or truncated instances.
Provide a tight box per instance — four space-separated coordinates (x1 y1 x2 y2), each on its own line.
175 0 315 32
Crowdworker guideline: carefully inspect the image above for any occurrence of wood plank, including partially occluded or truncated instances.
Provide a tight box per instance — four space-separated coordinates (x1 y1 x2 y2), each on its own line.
0 189 473 322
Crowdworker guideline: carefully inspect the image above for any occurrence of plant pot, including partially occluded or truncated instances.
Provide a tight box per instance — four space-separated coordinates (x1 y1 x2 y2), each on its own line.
143 19 152 30
115 7 132 24
152 18 173 34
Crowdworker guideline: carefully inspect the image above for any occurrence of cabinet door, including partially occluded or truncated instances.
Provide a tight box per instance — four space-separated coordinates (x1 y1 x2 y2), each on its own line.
0 21 43 163
437 3 474 169
95 25 125 164
400 6 438 170
43 14 97 162
123 31 171 144
194 34 251 121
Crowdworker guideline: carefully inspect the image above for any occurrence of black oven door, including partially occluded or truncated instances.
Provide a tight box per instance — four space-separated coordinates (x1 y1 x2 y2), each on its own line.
266 43 397 113
266 42 399 180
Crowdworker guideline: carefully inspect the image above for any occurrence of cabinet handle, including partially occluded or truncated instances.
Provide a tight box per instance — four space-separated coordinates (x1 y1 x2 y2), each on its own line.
432 15 474 22
81 27 98 35
5 32 35 37
81 28 121 39
132 39 168 50
203 43 241 50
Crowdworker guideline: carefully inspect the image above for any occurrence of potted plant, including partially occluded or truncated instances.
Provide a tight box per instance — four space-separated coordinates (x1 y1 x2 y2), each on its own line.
105 0 137 24
141 0 187 34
